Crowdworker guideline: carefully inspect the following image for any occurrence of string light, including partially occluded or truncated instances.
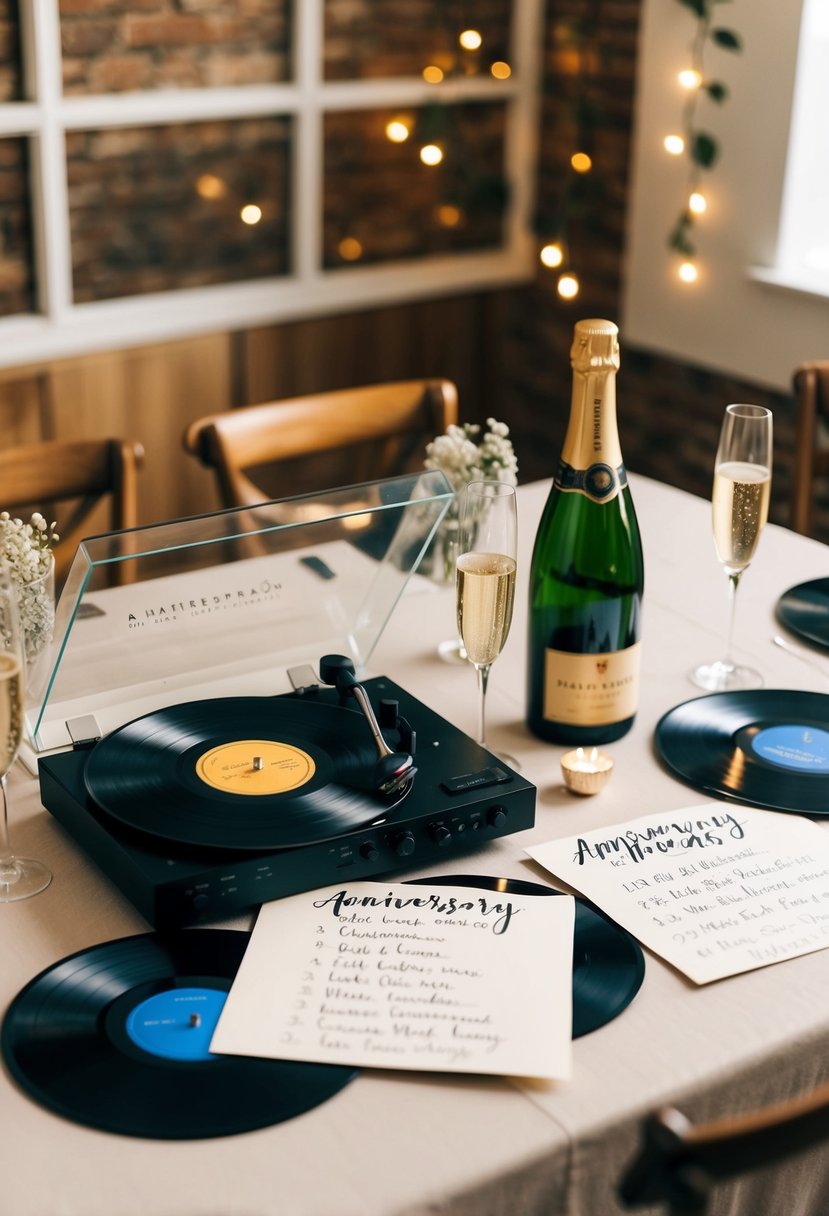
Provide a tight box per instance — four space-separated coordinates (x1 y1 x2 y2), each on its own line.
422 65 444 84
540 242 564 268
385 118 411 143
240 204 262 225
436 203 462 227
338 236 363 262
666 0 742 283
419 143 443 166
196 173 226 200
458 29 482 51
536 18 604 302
490 61 511 79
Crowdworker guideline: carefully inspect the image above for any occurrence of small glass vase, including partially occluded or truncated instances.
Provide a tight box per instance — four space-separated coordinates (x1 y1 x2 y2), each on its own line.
17 554 56 673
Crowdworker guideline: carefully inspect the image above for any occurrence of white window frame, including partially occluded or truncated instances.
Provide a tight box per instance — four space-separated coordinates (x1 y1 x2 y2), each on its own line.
0 0 542 369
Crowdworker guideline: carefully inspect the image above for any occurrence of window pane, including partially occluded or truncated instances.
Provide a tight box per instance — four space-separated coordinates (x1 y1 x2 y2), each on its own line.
67 118 291 304
0 0 23 101
324 0 512 81
0 138 36 316
323 103 508 268
60 1 292 95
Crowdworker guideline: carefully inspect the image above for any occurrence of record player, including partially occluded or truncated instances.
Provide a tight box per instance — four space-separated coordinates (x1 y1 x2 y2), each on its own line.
30 473 536 930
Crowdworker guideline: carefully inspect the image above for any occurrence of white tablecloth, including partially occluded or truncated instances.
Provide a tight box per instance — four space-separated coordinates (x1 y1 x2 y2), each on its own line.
5 474 829 1216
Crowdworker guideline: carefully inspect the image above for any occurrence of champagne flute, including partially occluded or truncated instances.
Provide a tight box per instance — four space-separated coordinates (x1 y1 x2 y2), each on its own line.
690 403 773 692
455 480 518 765
0 571 52 901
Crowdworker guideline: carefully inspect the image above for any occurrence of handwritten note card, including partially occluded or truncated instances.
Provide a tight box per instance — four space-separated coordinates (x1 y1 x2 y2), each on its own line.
211 880 575 1080
528 804 829 984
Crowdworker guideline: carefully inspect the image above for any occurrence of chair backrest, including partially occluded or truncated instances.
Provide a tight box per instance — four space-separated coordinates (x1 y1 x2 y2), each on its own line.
0 438 144 582
182 379 459 508
791 360 829 535
619 1082 829 1214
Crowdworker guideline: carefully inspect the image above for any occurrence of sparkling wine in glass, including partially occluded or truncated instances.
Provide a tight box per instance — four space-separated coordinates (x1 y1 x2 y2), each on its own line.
455 480 518 765
0 572 52 901
690 403 773 692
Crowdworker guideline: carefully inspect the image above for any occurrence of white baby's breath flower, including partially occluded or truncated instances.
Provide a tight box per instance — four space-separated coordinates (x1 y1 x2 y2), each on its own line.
425 418 518 496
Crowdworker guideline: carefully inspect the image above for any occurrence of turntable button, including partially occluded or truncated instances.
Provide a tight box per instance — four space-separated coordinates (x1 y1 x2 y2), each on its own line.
487 806 508 829
360 841 380 862
392 830 416 857
191 893 210 911
429 824 452 847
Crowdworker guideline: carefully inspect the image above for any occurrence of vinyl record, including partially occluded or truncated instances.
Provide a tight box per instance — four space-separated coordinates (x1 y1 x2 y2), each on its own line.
655 689 829 814
1 929 357 1139
776 577 829 652
409 875 645 1037
84 697 407 851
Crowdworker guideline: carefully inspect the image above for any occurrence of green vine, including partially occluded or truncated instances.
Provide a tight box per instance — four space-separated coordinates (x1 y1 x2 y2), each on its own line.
668 0 743 262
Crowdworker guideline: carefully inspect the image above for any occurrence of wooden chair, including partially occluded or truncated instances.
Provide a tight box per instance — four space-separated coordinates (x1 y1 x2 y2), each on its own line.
0 437 144 584
182 379 459 508
791 360 829 535
619 1082 829 1214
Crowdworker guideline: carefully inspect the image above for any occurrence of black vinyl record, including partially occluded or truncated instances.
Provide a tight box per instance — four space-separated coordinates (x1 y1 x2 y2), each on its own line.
84 697 406 851
776 578 829 652
655 689 829 814
409 875 645 1037
1 929 357 1139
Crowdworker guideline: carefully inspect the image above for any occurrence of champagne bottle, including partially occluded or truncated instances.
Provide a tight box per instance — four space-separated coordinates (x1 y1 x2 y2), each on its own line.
526 318 644 744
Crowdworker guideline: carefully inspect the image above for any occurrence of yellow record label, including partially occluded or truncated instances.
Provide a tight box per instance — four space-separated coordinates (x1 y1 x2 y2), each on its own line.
195 739 316 795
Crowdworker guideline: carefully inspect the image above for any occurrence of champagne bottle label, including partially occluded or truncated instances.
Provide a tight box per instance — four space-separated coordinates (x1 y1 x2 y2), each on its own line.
543 643 642 727
554 459 628 503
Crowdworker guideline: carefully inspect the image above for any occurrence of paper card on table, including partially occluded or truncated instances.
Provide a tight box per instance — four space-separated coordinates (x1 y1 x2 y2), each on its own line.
527 804 829 985
211 880 575 1080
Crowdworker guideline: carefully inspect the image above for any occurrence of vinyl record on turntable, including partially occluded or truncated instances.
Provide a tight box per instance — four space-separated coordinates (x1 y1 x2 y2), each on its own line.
1 929 357 1139
655 689 829 814
84 696 408 851
409 875 645 1036
776 577 829 652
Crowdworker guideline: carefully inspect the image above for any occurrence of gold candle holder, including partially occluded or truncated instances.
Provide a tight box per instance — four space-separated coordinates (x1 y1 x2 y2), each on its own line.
560 746 613 796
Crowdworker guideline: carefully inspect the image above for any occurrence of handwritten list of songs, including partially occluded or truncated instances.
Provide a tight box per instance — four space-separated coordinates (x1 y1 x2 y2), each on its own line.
210 881 575 1080
528 803 829 984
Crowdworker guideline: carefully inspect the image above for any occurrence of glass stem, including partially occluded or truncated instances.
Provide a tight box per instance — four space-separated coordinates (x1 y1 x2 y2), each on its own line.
476 663 490 748
0 774 17 879
724 569 743 668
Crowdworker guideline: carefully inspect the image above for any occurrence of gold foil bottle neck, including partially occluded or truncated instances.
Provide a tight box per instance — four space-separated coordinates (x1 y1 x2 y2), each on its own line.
570 318 620 373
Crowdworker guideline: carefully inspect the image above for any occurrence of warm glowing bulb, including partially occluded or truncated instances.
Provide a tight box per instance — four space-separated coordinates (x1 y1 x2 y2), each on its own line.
423 65 444 84
436 203 462 227
678 260 698 283
420 143 443 166
540 242 564 268
240 204 262 225
678 68 702 89
689 191 707 214
459 29 482 50
570 151 592 174
196 173 226 200
385 119 410 143
338 236 363 261
490 60 511 79
664 134 685 155
558 273 579 299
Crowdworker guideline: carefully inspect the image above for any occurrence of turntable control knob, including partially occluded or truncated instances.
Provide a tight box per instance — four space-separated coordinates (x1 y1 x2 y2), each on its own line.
191 893 210 911
429 824 452 847
360 841 380 862
392 830 416 857
486 805 507 829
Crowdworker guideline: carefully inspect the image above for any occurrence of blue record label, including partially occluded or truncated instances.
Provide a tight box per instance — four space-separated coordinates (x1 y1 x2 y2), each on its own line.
750 724 829 773
125 987 227 1061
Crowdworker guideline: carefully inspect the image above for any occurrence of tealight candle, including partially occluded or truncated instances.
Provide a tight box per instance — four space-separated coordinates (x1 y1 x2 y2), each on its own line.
560 746 613 796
